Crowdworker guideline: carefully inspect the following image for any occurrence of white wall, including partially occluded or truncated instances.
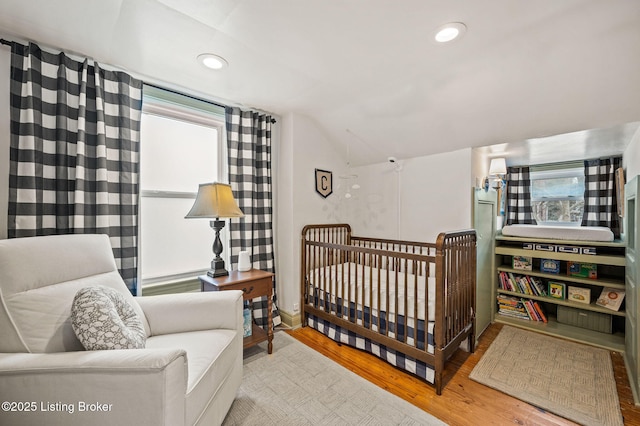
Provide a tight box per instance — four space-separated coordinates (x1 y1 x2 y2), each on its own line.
275 112 347 316
275 133 478 319
624 126 640 180
348 149 475 243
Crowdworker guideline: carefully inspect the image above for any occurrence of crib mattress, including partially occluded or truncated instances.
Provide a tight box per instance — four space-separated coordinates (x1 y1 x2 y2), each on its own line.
501 224 614 242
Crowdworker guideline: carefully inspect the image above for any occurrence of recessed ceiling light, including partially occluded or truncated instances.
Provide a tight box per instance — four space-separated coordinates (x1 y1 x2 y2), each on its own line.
434 22 466 43
197 53 228 70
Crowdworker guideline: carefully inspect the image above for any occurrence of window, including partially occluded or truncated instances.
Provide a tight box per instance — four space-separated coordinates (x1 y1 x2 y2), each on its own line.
530 165 584 225
140 86 226 285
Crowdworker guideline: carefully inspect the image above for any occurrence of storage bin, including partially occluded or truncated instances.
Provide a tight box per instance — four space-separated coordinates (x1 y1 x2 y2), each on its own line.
557 245 580 254
557 305 612 334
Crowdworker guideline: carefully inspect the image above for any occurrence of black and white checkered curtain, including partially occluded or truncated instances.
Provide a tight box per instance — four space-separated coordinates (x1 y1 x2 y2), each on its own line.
582 157 622 237
505 166 537 225
7 42 142 294
225 107 280 327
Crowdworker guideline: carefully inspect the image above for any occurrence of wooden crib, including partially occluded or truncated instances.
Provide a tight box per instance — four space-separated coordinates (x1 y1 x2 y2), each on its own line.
300 224 477 394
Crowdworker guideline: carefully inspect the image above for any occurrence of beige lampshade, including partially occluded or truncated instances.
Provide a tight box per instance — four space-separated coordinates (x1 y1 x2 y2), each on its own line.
185 182 244 219
489 157 507 176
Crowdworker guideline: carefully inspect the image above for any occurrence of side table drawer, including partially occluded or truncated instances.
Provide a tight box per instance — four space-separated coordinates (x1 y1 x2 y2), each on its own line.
234 277 271 299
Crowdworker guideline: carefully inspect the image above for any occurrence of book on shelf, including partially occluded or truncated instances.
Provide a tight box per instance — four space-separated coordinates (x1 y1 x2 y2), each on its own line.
522 299 537 320
498 272 546 297
568 286 591 304
528 276 547 296
596 287 625 311
548 281 566 300
532 301 548 322
512 255 532 271
496 295 547 322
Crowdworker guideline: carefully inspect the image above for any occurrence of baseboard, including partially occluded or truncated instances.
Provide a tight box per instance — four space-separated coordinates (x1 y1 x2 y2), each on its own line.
279 309 302 329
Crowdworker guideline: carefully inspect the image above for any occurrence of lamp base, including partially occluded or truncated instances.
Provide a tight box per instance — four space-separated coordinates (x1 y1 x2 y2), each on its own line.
207 258 229 278
207 219 229 277
207 269 229 278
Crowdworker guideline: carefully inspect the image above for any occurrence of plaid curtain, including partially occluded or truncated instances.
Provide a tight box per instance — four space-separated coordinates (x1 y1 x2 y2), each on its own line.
582 157 623 238
225 107 281 327
8 42 142 294
505 166 537 225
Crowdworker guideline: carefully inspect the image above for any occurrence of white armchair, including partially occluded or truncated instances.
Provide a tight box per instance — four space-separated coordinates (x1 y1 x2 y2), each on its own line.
0 234 243 426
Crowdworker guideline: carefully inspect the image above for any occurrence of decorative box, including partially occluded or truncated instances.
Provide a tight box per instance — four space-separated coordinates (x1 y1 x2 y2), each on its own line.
512 255 532 271
557 245 580 254
540 259 560 274
535 244 556 252
557 305 612 333
568 262 597 279
567 286 591 304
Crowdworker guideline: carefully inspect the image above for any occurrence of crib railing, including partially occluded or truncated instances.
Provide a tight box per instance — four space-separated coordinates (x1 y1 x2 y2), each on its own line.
301 224 476 348
435 230 477 349
302 239 435 350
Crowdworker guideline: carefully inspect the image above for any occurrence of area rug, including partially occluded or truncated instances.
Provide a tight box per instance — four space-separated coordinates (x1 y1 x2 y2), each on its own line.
469 326 623 426
223 331 445 425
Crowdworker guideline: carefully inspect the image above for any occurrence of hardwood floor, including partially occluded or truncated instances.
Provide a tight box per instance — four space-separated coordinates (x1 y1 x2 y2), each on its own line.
287 323 640 425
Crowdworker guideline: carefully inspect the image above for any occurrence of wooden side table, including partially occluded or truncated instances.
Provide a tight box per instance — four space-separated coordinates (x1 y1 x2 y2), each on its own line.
199 269 274 354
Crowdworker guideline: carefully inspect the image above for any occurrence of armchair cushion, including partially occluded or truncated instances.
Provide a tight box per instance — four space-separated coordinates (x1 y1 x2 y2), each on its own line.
71 286 147 350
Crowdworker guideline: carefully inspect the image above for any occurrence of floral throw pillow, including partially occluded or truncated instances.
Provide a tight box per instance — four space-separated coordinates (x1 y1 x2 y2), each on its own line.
71 286 146 350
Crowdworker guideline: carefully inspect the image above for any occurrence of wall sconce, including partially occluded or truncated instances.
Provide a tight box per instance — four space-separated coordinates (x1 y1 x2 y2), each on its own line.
489 158 507 188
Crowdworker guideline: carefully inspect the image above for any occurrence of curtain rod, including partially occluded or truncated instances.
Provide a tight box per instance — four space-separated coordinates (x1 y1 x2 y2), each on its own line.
0 38 276 124
144 82 276 124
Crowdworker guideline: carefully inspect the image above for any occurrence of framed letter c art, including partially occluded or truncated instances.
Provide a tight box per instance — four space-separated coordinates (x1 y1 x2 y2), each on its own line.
315 169 333 198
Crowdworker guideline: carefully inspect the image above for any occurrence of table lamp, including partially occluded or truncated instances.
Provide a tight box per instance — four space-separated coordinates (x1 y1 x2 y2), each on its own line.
185 182 244 277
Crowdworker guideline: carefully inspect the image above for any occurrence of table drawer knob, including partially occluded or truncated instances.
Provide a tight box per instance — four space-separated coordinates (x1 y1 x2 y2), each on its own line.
242 286 254 295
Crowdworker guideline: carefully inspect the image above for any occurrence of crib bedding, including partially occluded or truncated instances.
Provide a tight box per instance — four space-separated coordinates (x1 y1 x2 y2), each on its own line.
501 224 614 242
310 286 435 352
307 314 436 383
307 261 437 365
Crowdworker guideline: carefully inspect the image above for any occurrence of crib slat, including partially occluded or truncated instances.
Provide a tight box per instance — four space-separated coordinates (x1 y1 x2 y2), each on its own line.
376 253 381 333
385 256 390 340
368 253 373 330
412 260 420 347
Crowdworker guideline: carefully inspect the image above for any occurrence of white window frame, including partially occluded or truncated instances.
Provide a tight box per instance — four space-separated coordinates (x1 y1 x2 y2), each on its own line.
139 86 227 287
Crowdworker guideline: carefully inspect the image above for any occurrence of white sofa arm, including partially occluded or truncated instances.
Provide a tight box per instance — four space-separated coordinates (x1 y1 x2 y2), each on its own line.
137 290 243 336
0 349 187 426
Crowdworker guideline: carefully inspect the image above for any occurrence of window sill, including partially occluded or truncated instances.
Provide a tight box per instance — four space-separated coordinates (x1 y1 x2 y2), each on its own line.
141 276 201 296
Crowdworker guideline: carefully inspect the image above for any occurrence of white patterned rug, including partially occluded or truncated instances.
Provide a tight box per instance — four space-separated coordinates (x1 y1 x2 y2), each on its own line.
223 331 445 425
469 326 623 426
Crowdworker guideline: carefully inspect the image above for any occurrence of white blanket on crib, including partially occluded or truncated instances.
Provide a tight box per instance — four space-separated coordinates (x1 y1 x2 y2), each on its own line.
308 262 437 322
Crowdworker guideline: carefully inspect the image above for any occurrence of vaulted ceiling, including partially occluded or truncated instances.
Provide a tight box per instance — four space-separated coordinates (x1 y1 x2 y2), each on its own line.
1 0 639 165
